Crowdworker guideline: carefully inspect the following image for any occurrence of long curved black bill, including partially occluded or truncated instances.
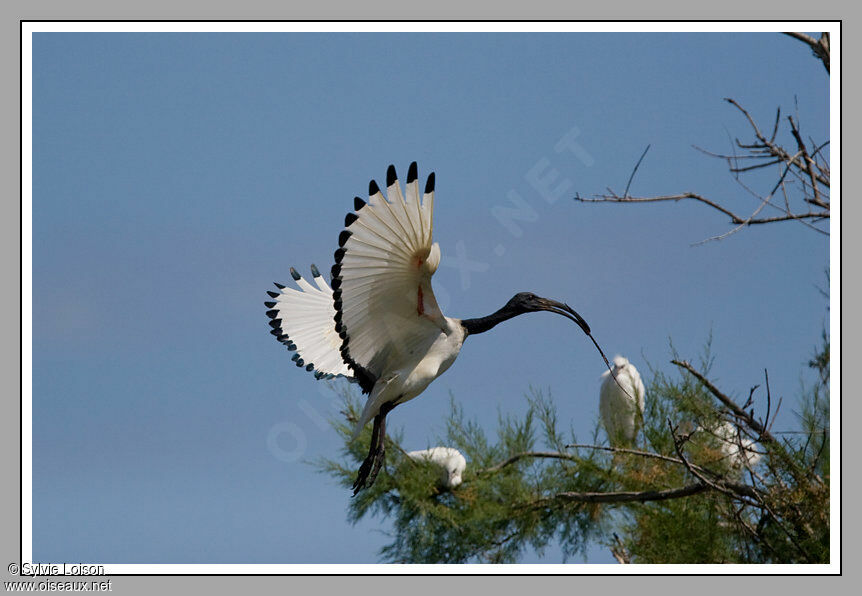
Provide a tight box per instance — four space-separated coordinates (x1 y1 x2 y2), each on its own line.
541 299 632 398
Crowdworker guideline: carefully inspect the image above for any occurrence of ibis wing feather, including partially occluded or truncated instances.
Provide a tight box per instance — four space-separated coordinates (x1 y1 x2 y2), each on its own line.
333 164 444 393
268 267 353 379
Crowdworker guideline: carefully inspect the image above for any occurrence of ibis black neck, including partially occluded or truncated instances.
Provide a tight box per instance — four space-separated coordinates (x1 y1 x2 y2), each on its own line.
460 305 522 336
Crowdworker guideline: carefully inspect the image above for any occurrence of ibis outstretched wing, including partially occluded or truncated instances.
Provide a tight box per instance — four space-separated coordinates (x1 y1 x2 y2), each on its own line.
266 266 353 380
332 162 444 394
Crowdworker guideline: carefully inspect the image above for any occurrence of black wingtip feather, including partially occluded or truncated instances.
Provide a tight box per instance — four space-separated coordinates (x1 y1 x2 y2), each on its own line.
425 172 435 194
310 264 321 277
267 290 279 298
274 282 286 289
264 301 276 308
268 319 282 329
386 165 397 187
407 161 418 183
369 179 380 196
328 204 378 396
290 267 301 281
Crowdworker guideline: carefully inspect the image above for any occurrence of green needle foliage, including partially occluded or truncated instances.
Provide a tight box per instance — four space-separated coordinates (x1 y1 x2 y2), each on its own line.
317 335 829 564
319 388 608 563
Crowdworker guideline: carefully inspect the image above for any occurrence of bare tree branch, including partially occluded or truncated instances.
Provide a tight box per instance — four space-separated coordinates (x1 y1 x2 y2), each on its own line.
563 442 759 493
573 192 828 228
783 32 830 72
574 93 829 242
478 450 579 473
671 359 775 443
723 98 829 188
548 483 709 504
484 444 765 509
667 419 761 507
670 359 814 493
565 442 690 467
788 115 829 208
485 445 718 479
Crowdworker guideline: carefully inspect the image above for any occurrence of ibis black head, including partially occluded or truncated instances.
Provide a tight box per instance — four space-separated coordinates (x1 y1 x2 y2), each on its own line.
504 292 592 335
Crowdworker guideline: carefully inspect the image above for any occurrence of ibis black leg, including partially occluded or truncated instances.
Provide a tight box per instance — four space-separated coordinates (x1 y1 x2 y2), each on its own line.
352 402 396 495
352 414 382 495
366 413 387 488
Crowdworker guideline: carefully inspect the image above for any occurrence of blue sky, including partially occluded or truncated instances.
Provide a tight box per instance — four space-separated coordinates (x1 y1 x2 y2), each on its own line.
30 31 830 564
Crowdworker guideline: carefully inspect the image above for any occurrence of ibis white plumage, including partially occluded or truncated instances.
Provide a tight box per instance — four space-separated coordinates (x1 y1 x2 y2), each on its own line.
267 162 614 493
599 356 645 446
407 447 467 489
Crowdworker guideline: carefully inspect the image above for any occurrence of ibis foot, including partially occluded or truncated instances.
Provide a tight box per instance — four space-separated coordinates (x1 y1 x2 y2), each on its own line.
352 449 378 495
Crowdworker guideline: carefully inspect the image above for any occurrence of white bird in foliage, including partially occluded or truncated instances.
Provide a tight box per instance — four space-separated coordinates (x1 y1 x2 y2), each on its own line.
266 163 615 494
711 421 761 469
599 356 645 446
407 447 467 489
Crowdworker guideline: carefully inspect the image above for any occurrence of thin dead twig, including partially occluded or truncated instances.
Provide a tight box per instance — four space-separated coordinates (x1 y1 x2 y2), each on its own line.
610 533 631 564
788 115 829 208
623 144 651 198
723 98 829 188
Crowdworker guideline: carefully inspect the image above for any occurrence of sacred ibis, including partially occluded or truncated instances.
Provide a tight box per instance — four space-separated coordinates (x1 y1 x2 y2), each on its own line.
407 447 467 489
266 162 615 494
599 356 645 446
